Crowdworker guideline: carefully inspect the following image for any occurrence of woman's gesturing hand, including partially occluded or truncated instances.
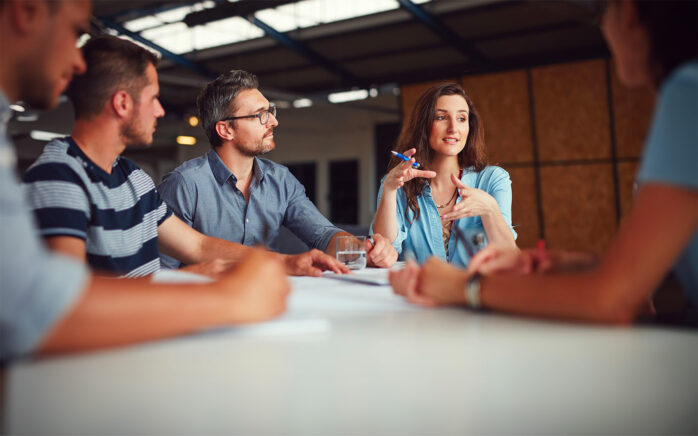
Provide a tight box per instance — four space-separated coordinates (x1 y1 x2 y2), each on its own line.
384 148 437 191
441 173 499 221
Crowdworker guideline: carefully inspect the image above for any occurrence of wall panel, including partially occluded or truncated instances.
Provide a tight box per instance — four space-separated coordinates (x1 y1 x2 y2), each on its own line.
462 70 533 164
532 59 611 161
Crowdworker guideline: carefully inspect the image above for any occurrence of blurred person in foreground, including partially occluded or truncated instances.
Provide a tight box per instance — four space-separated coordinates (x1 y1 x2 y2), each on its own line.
390 0 697 325
0 0 288 362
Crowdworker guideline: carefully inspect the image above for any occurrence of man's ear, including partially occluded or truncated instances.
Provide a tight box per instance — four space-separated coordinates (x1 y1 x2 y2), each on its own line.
111 91 132 118
215 120 235 142
7 0 48 35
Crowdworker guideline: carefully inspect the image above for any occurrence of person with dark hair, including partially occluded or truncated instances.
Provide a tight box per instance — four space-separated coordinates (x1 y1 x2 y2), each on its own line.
23 36 349 278
1 1 289 361
372 83 517 267
390 0 698 324
158 70 398 270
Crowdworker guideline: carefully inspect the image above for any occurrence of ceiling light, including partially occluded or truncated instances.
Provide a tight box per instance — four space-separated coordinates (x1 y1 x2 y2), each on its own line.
328 89 369 104
176 135 197 145
30 130 65 142
9 104 25 112
292 98 313 108
369 88 378 98
188 116 199 127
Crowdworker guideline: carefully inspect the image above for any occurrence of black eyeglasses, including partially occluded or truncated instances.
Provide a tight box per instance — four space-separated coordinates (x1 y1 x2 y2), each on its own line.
220 103 277 125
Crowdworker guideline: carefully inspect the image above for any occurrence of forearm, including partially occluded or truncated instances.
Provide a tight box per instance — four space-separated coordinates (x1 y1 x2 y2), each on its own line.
481 210 517 248
324 231 352 256
37 276 228 354
373 189 399 242
479 270 639 324
196 236 251 264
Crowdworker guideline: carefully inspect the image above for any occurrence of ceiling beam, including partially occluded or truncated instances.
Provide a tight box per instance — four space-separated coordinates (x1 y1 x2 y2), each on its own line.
98 17 218 79
248 16 365 89
396 0 489 67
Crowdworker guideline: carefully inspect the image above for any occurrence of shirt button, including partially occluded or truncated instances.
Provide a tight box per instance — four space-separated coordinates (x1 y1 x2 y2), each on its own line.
245 218 249 223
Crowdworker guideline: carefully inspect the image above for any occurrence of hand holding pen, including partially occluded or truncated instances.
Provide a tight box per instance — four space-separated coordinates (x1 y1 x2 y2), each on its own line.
384 148 436 192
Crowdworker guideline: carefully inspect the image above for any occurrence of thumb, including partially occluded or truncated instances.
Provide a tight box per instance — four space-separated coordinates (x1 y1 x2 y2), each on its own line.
364 238 374 253
450 173 467 189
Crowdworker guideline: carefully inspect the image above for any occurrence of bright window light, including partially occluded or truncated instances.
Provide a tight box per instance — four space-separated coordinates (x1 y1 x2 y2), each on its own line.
30 130 66 142
122 0 432 55
328 89 369 103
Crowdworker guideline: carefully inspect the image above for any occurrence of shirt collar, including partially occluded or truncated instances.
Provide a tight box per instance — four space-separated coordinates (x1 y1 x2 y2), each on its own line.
207 148 267 186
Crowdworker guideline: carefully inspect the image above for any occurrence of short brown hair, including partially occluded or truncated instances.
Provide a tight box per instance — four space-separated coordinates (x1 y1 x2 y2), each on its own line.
67 35 160 119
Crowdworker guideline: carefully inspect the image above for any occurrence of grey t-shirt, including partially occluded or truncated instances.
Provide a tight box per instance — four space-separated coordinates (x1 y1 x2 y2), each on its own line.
0 92 87 361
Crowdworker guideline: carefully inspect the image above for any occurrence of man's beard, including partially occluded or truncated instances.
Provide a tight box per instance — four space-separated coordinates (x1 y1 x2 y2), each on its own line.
120 108 154 148
235 133 275 157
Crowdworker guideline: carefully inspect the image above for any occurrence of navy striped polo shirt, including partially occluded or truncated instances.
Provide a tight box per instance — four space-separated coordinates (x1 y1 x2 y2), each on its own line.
23 137 172 277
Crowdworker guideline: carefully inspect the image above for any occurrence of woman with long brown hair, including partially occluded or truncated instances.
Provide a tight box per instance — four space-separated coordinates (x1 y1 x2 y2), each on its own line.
390 0 698 324
372 83 517 267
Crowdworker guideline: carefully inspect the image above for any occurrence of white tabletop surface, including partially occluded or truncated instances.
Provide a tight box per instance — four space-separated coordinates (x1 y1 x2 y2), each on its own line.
4 270 698 435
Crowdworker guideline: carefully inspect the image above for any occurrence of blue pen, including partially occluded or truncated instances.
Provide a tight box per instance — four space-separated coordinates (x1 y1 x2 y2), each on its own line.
391 150 420 168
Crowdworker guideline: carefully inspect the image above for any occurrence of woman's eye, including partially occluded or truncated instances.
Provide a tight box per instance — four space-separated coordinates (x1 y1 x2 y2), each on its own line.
458 117 467 122
436 115 446 120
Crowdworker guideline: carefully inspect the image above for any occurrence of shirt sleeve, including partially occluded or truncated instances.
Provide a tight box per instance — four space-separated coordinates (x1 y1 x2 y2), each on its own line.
22 161 90 240
637 64 698 191
484 167 518 240
156 172 192 269
282 170 343 251
158 171 194 226
2 152 88 361
370 178 408 254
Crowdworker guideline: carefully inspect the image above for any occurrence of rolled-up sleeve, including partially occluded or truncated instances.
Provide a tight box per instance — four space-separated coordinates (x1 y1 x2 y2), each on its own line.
282 172 342 251
1 155 88 361
371 179 409 254
486 167 517 240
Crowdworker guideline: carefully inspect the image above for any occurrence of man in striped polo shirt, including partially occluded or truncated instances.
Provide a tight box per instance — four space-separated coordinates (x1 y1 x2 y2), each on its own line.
23 35 348 278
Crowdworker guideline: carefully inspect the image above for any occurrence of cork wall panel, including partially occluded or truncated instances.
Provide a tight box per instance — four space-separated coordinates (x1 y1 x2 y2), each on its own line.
611 66 655 158
617 161 640 218
504 166 539 248
400 79 457 123
462 70 534 165
532 59 611 161
540 164 617 253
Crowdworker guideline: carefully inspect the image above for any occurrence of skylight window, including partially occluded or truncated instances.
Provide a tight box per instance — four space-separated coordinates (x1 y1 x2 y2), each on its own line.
122 0 432 55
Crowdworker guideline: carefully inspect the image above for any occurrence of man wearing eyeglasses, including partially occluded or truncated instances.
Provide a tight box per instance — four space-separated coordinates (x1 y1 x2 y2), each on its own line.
23 36 347 278
158 70 398 270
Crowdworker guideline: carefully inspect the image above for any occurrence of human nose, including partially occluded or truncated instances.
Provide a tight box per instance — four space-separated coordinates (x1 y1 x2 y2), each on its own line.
267 111 278 128
155 99 165 118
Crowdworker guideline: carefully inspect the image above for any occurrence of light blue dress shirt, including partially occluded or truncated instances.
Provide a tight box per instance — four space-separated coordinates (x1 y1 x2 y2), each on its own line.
636 59 698 306
0 92 88 361
158 149 344 268
372 165 516 267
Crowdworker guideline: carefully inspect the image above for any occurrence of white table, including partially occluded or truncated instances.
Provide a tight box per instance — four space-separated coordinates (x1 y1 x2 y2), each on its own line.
4 272 698 435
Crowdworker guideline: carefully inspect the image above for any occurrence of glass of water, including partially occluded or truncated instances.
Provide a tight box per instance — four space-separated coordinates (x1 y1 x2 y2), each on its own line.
336 236 367 270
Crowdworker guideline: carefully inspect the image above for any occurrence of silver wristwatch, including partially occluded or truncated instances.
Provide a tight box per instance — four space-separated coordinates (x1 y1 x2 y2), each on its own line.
466 273 482 309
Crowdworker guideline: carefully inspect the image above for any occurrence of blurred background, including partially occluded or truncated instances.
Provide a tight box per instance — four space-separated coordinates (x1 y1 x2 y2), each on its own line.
7 0 654 253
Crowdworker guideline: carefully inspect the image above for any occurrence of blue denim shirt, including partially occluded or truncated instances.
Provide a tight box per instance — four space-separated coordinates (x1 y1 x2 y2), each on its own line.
0 92 88 361
158 149 343 268
372 166 516 268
